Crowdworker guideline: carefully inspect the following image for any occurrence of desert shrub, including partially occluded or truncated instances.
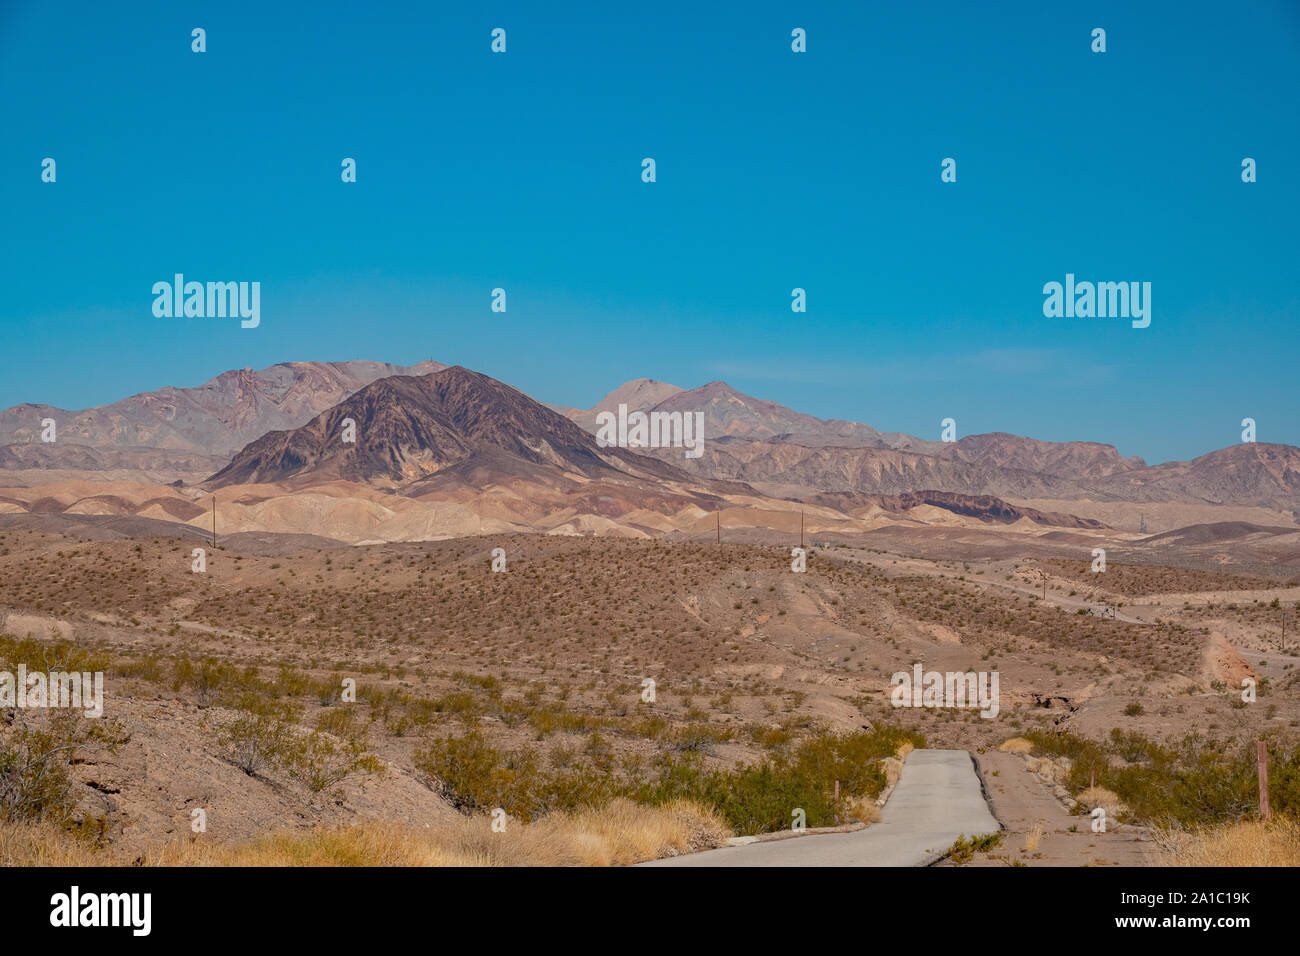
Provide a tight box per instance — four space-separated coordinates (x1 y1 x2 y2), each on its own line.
0 711 127 831
114 655 163 683
0 634 109 674
749 723 795 749
637 726 924 835
1026 730 1300 827
948 832 1002 864
790 726 921 798
1108 728 1155 763
627 714 671 741
275 664 311 698
655 754 840 834
417 722 923 834
667 722 733 753
415 730 535 815
433 691 480 717
0 718 78 824
217 694 299 776
311 673 346 706
315 707 365 741
415 729 622 822
173 656 239 707
286 731 382 795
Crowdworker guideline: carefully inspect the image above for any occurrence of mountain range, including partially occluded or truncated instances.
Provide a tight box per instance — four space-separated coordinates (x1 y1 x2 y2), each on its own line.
207 366 696 491
1 359 1297 544
0 360 444 464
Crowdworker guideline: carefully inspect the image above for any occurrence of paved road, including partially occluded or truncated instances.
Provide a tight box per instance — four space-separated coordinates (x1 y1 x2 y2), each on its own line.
642 749 999 867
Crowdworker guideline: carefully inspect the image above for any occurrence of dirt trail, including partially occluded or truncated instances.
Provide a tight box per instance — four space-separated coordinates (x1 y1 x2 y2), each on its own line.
949 751 1153 866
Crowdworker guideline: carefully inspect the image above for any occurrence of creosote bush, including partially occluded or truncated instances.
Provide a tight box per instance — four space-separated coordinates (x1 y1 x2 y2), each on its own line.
417 724 923 834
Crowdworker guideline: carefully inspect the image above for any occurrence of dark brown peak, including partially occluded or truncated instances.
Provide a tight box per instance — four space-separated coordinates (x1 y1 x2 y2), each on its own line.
426 365 509 387
205 362 702 489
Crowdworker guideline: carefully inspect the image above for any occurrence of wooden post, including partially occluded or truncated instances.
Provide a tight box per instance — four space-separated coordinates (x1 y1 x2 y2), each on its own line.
1258 740 1271 822
1031 568 1046 600
834 779 840 801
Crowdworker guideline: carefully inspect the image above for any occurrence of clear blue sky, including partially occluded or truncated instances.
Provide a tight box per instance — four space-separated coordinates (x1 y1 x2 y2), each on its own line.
2 0 1297 463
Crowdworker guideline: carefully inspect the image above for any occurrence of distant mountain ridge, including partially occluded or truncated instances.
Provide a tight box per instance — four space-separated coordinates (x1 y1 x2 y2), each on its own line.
207 366 698 490
562 379 931 451
560 377 1296 507
0 359 446 458
2 361 1297 510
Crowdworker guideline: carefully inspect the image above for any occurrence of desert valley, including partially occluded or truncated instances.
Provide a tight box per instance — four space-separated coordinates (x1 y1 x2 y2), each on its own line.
2 359 1298 867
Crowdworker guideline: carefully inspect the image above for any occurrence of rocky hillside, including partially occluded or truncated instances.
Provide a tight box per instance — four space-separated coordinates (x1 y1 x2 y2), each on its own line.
0 359 445 457
207 366 696 489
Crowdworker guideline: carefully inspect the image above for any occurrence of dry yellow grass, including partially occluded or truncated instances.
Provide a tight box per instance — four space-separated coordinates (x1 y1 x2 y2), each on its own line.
1 798 730 867
0 821 107 866
880 756 905 790
998 737 1033 754
842 797 882 825
153 798 731 867
1024 821 1043 852
1025 755 1069 785
1077 786 1128 820
1157 817 1300 867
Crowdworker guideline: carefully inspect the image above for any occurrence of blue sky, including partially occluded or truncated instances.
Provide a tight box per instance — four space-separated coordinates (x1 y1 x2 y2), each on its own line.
2 0 1297 464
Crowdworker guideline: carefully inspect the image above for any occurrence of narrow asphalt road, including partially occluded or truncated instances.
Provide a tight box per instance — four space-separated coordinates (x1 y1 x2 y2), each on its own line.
642 749 1000 867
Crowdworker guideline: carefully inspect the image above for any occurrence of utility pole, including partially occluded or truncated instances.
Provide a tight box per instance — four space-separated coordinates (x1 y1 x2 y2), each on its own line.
1031 567 1047 600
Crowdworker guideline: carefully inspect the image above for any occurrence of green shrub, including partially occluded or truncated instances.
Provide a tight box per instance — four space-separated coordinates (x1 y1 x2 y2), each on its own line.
287 731 382 794
1026 729 1300 827
217 694 299 776
949 832 1001 864
0 711 127 831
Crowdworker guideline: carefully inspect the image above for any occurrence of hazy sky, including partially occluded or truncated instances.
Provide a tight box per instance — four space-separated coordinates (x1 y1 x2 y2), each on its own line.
2 0 1297 463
